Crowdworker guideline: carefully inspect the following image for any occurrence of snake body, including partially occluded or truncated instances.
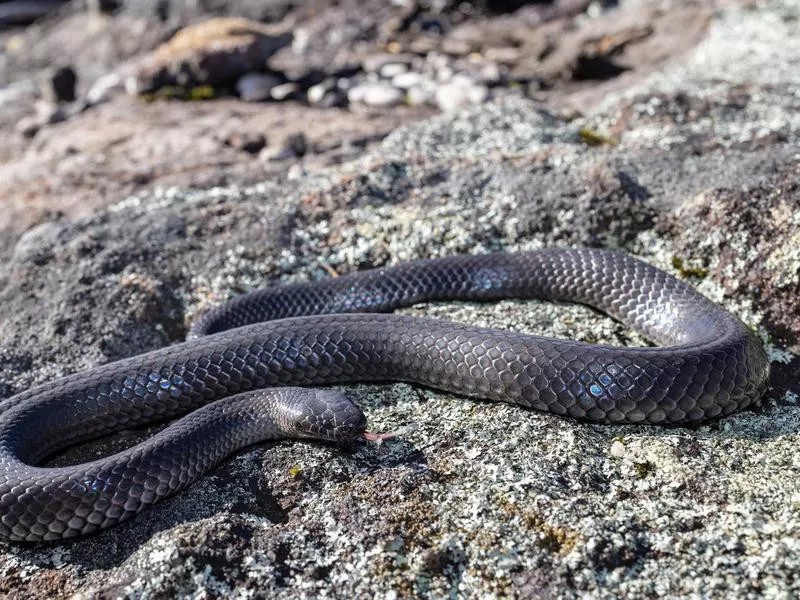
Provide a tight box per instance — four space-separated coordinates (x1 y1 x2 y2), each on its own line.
0 249 769 541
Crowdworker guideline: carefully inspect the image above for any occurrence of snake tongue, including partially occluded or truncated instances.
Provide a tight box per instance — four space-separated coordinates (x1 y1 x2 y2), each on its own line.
362 431 398 442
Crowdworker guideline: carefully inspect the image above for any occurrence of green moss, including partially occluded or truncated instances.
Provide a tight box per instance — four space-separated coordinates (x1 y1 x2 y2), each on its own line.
188 85 217 101
138 85 218 102
497 496 580 555
671 256 709 278
578 127 617 146
633 461 656 479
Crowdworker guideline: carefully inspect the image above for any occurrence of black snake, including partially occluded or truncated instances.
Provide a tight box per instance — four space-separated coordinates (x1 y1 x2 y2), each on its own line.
0 249 769 541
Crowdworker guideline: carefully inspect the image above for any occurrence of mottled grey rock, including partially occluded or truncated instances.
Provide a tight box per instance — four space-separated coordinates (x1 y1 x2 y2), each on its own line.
235 72 283 102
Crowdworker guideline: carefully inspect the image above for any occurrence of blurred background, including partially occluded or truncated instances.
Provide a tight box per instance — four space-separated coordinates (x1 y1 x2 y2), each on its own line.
0 0 710 256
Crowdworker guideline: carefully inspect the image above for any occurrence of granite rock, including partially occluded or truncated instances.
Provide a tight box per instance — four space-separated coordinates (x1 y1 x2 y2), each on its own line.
0 1 798 599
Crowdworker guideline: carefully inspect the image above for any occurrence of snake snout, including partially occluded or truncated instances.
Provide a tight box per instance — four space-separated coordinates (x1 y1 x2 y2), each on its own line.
292 389 367 442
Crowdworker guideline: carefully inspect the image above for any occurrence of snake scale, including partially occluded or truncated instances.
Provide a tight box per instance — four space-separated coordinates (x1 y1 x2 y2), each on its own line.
0 249 769 541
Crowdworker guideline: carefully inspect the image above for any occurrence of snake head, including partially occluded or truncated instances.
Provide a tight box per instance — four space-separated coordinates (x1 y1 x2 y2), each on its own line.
283 388 367 443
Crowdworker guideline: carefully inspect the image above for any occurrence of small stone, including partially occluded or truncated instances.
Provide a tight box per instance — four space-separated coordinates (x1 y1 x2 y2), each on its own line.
362 53 415 73
450 73 477 88
336 77 355 92
270 82 299 101
406 84 436 106
287 164 306 180
260 132 309 162
479 62 504 86
435 78 489 111
86 73 123 105
284 133 308 157
610 440 626 458
484 47 522 64
236 73 282 102
436 66 454 83
41 66 77 104
441 38 472 56
307 80 346 108
307 80 335 105
224 132 267 154
467 84 489 104
348 83 404 108
392 72 425 90
292 28 310 54
379 63 408 79
435 83 471 111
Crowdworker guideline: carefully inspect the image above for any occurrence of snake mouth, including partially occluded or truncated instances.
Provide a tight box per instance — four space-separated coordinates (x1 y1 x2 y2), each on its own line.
337 410 368 441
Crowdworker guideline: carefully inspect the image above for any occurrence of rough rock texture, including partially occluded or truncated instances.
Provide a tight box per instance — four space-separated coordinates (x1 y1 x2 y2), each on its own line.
0 1 799 599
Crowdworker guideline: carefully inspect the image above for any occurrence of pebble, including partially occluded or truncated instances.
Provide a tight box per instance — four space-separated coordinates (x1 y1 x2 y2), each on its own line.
224 132 267 154
287 163 306 180
441 38 472 56
478 62 504 85
435 81 488 111
436 65 455 83
609 440 626 458
86 73 123 105
406 83 436 106
467 84 489 104
284 132 309 157
270 82 299 101
308 80 346 108
307 80 334 105
484 47 522 64
236 73 283 102
348 83 404 107
379 63 408 79
262 132 310 161
391 71 426 90
362 53 415 73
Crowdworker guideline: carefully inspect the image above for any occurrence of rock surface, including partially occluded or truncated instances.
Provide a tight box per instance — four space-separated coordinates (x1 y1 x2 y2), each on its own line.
0 1 799 599
131 17 293 93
